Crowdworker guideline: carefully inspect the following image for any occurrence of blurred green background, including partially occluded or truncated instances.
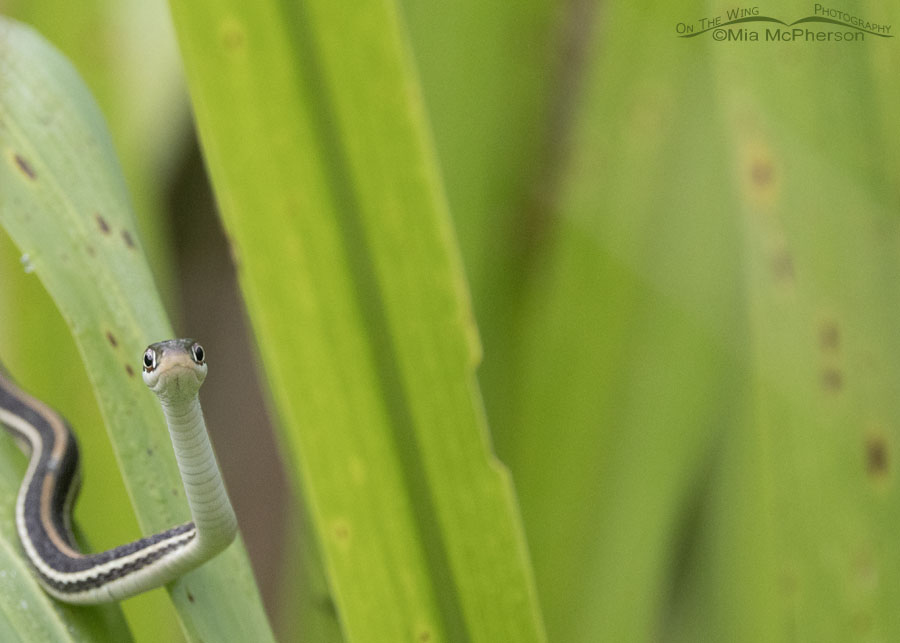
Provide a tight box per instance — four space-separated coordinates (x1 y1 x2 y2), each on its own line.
2 0 900 641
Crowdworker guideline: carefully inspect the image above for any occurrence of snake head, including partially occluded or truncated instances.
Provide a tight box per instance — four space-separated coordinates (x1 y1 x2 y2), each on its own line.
141 339 207 403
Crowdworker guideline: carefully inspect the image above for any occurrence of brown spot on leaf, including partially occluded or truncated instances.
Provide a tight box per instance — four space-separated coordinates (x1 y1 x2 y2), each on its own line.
740 143 780 209
95 214 111 234
187 591 195 603
86 245 96 257
220 20 246 51
121 229 135 249
751 159 774 187
772 251 794 282
14 154 36 179
125 364 135 377
822 368 843 393
333 521 350 542
419 632 431 642
866 436 888 477
106 331 118 347
820 322 840 352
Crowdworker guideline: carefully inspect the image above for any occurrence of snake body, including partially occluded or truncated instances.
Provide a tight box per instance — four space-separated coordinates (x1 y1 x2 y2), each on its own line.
0 339 237 603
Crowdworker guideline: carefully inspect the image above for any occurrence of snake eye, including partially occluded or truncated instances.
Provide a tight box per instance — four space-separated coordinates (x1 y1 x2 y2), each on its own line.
142 348 157 372
191 343 205 364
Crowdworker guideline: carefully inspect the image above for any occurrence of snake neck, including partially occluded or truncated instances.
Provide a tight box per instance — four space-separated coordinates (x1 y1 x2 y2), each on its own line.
160 396 237 554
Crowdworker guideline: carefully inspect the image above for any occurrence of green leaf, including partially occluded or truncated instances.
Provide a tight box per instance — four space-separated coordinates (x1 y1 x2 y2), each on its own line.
667 7 900 640
0 16 273 642
4 0 186 289
0 2 185 638
501 5 748 639
399 0 559 458
167 1 545 641
463 2 900 641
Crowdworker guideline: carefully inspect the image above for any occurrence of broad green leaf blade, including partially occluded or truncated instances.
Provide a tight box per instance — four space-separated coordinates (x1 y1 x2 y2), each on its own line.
499 1 900 641
5 0 186 291
167 1 545 641
0 232 166 641
0 439 131 641
400 0 557 299
399 0 559 461
0 5 183 638
0 17 274 642
453 3 747 640
669 8 900 640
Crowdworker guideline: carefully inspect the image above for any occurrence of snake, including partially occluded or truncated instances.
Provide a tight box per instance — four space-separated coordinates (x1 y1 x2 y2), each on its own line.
0 339 237 603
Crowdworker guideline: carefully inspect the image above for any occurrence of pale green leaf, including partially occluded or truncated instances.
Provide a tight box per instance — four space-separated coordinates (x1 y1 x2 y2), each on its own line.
0 5 187 636
485 2 900 641
167 1 546 641
0 16 273 642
